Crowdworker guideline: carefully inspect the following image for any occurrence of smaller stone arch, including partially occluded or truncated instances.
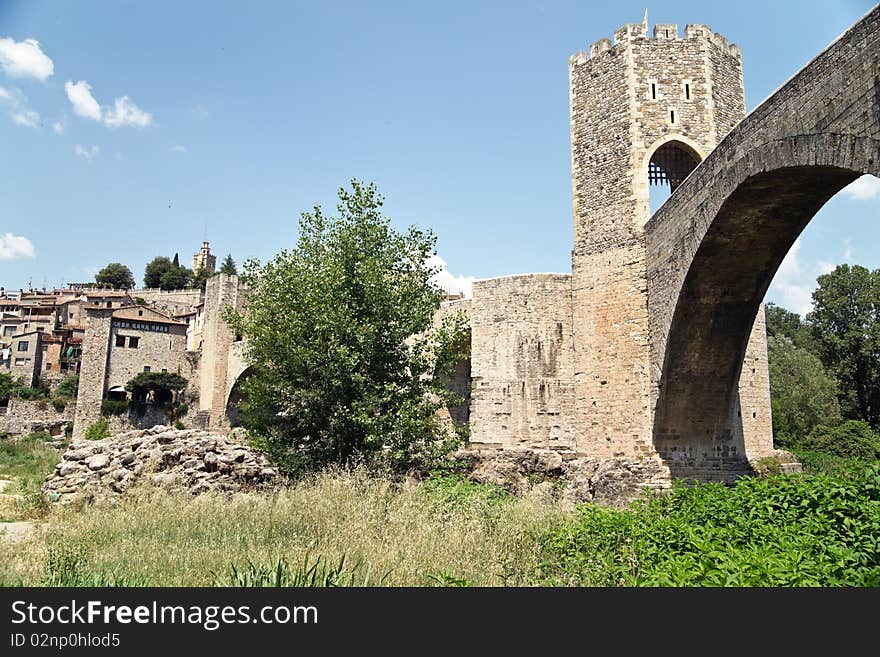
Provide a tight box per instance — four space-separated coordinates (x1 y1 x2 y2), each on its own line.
638 135 706 222
225 365 256 428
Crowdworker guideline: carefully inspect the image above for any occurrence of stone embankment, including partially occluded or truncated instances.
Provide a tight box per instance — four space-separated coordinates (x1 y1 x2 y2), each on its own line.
454 448 671 507
43 426 280 503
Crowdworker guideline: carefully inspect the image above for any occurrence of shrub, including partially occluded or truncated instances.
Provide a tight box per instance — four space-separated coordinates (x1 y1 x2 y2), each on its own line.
15 386 48 401
174 420 185 430
55 375 79 399
100 399 129 416
84 418 110 441
538 466 880 586
50 397 66 413
799 420 880 460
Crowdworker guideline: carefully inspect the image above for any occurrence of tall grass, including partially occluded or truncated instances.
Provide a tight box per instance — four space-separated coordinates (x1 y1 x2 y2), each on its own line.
0 469 566 586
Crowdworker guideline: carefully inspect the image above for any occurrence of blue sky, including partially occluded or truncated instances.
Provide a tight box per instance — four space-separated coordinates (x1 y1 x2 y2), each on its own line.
0 0 877 315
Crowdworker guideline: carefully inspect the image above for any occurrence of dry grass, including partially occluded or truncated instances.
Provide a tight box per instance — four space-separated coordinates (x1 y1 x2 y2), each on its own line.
0 469 572 586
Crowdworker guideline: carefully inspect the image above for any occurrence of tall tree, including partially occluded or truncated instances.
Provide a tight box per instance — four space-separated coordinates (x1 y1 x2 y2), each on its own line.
808 264 880 428
144 256 191 290
768 335 841 445
765 302 817 354
95 262 135 289
144 256 174 288
226 179 467 476
219 254 237 275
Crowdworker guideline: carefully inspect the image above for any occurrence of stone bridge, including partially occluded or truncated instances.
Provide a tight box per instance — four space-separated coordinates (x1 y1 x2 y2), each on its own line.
645 6 880 474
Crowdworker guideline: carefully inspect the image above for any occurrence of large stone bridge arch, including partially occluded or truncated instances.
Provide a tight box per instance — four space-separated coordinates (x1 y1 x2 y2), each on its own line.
646 6 880 478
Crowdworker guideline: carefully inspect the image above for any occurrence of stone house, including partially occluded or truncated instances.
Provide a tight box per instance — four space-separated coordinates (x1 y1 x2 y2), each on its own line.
1 330 44 387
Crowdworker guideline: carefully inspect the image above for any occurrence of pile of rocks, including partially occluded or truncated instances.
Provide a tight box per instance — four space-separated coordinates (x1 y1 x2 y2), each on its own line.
43 426 281 504
453 447 671 507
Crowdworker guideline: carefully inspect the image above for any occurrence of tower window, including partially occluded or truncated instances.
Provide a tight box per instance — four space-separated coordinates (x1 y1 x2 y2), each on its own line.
670 110 676 124
651 83 656 100
685 83 690 100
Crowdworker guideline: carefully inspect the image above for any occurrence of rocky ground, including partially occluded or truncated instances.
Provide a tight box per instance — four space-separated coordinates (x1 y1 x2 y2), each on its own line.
453 447 672 507
42 426 281 504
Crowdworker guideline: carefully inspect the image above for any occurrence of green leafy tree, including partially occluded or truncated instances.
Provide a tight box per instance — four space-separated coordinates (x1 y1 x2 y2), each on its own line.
94 262 135 289
219 254 237 275
226 179 468 476
190 267 210 291
799 420 880 460
144 255 192 290
768 335 841 446
125 371 188 402
0 372 22 402
765 302 817 353
159 265 192 290
808 264 880 428
144 256 174 288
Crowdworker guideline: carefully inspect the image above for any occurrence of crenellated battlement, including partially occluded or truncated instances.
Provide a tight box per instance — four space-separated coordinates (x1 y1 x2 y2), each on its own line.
578 21 742 65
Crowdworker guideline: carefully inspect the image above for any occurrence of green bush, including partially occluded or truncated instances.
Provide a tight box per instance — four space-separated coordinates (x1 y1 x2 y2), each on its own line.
175 402 189 417
799 420 880 460
50 397 66 413
84 418 110 441
55 375 79 399
100 399 130 416
16 386 48 401
537 466 880 586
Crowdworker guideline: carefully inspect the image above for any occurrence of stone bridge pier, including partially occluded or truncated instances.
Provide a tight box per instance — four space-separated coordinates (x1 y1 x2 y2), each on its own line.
557 6 880 481
644 5 880 479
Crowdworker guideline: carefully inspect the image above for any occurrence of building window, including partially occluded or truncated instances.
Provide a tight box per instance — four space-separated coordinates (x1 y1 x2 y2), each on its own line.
106 301 112 308
69 312 74 319
685 83 691 100
129 336 139 349
116 334 126 347
650 82 656 100
14 358 28 366
17 341 28 352
138 310 144 316
143 366 151 372
670 109 676 124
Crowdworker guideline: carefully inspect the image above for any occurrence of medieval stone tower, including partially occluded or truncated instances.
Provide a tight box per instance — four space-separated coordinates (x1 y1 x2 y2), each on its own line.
567 18 771 467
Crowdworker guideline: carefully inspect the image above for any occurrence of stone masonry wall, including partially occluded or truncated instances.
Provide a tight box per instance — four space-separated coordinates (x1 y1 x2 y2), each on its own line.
568 20 757 463
130 288 203 317
105 323 189 392
0 398 73 437
72 309 113 440
199 274 248 429
468 274 576 451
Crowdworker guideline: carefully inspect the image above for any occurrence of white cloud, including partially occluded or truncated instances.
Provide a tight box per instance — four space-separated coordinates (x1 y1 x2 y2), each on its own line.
769 238 814 316
74 144 99 161
65 80 101 120
11 109 39 127
103 95 152 128
427 254 475 298
842 174 880 201
52 118 65 134
65 80 152 128
0 37 54 80
170 144 186 153
0 233 36 260
769 238 852 316
0 84 40 128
